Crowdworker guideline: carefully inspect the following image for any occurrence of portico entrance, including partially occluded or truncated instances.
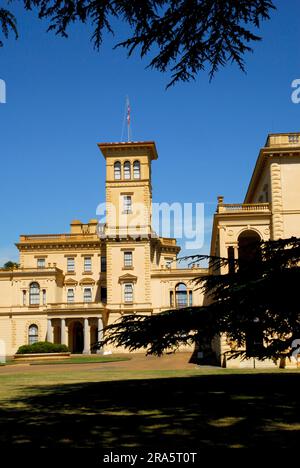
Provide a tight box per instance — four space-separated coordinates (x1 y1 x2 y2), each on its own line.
47 316 104 354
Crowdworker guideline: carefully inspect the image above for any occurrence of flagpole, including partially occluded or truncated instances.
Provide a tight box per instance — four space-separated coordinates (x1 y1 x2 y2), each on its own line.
126 96 131 142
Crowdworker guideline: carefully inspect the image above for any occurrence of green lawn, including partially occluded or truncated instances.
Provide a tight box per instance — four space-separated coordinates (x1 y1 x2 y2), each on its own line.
4 355 131 367
20 356 131 366
0 365 299 448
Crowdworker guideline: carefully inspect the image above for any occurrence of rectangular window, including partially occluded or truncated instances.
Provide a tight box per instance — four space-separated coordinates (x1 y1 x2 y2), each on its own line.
84 256 92 272
42 289 46 305
101 287 107 303
101 256 107 272
124 251 133 268
67 288 74 303
22 290 26 306
170 291 174 307
84 287 92 303
124 283 133 303
37 258 45 269
67 257 75 272
123 195 132 214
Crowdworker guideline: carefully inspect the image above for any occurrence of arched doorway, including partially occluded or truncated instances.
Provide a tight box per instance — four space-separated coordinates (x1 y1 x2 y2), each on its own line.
69 321 84 353
238 230 263 354
238 230 261 267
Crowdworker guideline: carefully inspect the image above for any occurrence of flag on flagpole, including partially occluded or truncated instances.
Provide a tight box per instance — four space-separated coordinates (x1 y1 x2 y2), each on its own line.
126 97 131 141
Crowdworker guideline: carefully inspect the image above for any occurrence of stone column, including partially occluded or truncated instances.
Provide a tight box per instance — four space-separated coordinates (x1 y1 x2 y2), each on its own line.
61 318 67 346
83 318 90 354
234 246 239 272
47 319 53 342
97 317 103 354
234 246 239 261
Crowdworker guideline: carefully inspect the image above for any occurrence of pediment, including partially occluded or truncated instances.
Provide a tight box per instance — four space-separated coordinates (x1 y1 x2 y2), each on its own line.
118 273 137 283
79 277 96 285
64 278 78 286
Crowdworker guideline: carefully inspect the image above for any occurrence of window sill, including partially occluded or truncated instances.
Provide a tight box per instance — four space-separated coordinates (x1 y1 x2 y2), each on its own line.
65 271 76 275
82 271 93 275
122 266 134 270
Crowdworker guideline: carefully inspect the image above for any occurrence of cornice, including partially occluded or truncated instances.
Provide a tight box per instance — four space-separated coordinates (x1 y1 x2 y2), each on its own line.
98 141 158 160
16 241 101 252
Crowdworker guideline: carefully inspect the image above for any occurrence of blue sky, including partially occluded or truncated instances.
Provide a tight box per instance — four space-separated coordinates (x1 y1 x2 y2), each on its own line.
1 0 300 263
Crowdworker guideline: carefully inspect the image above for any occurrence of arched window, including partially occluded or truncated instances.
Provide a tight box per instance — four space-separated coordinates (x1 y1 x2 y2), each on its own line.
124 161 131 180
28 324 38 345
238 230 261 269
133 160 141 179
124 283 133 303
29 282 40 305
175 283 188 308
114 161 121 180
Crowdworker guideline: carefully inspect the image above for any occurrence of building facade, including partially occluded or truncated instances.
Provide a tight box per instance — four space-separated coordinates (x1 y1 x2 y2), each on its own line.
0 141 205 356
210 133 300 367
1 132 300 363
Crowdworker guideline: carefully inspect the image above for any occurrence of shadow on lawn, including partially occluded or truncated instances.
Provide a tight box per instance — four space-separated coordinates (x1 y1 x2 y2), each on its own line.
1 373 300 448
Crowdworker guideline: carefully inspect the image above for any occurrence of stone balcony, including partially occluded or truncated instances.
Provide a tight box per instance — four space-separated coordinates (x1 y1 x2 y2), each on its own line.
47 302 105 310
19 233 99 243
217 202 271 214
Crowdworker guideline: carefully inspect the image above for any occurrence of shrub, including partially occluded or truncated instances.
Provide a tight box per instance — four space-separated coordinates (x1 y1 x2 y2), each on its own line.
16 341 69 354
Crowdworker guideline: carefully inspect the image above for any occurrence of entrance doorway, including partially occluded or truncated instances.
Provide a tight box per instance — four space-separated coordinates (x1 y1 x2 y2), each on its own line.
70 321 84 353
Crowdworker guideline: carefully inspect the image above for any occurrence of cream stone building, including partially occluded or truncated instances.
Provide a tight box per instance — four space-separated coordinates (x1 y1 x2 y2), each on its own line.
0 141 205 357
210 132 300 367
1 133 300 364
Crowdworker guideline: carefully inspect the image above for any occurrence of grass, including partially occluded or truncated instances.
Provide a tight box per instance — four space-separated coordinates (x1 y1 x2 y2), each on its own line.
29 356 131 365
4 355 131 366
0 362 299 448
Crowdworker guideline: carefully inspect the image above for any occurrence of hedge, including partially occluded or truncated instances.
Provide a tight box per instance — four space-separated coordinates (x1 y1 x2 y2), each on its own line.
16 341 69 354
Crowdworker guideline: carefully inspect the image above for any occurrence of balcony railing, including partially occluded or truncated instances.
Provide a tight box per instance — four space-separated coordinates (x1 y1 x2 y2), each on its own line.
266 133 300 147
217 203 270 214
47 302 105 310
19 233 99 242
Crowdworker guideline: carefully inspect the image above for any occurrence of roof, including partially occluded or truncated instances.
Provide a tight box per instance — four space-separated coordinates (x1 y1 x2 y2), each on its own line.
98 141 158 160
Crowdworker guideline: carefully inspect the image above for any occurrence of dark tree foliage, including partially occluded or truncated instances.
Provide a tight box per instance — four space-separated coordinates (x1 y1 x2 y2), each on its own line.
94 237 300 360
2 261 19 270
1 1 275 86
0 8 18 47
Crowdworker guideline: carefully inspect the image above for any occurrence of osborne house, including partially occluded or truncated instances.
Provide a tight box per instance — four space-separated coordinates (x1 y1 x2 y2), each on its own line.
0 141 205 357
1 133 300 367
